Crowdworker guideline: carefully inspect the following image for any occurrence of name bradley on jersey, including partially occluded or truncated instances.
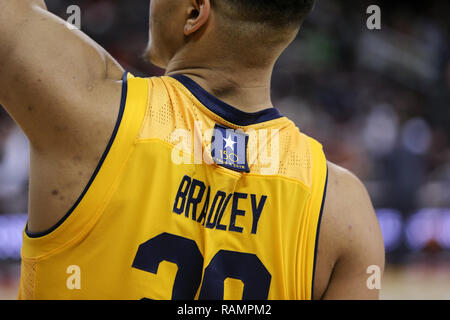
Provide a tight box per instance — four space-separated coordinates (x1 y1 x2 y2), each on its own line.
172 175 268 235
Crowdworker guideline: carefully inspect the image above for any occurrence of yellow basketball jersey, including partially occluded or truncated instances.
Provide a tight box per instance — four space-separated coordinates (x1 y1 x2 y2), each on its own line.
19 72 328 300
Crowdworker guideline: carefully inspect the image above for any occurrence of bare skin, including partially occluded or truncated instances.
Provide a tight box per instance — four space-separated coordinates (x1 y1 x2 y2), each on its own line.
0 0 384 299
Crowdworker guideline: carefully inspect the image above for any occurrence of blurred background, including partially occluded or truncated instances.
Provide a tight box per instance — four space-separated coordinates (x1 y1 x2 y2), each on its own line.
0 0 449 299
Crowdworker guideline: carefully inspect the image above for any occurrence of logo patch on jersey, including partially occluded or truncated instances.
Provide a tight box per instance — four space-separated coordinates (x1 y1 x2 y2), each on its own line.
211 124 250 173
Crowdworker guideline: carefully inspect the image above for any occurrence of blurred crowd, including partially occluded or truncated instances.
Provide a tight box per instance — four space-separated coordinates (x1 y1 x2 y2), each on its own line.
275 0 450 214
0 0 449 259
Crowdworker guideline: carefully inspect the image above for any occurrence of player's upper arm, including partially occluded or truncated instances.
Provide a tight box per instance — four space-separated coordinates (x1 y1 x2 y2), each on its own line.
315 162 385 300
0 0 124 150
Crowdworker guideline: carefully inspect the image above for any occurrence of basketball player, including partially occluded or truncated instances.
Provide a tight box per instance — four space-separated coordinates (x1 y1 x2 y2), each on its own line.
0 0 385 299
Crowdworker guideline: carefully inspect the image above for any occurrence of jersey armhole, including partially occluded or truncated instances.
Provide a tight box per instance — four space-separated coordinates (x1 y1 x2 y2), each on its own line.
311 166 328 300
24 72 129 239
21 72 149 259
302 137 328 300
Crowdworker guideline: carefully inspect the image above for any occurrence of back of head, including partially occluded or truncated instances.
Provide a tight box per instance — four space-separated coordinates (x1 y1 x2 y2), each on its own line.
212 0 316 29
147 0 316 69
210 0 316 59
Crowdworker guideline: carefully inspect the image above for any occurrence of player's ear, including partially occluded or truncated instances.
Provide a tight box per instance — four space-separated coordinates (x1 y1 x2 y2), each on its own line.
184 0 211 36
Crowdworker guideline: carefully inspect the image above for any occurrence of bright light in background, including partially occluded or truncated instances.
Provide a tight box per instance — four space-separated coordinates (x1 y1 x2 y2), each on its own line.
376 209 403 252
0 214 27 260
363 104 399 156
437 212 450 248
405 208 450 251
401 118 432 155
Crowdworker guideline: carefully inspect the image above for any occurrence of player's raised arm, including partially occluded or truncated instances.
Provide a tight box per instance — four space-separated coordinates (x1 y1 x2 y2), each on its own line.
0 0 126 234
314 163 386 300
0 0 124 149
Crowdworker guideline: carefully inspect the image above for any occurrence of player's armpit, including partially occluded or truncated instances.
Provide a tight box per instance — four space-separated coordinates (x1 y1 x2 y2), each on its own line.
0 1 124 150
314 162 385 300
0 1 126 235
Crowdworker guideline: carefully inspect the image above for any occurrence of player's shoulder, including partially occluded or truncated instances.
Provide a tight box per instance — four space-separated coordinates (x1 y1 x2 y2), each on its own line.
313 161 384 298
325 161 376 226
322 161 381 259
327 162 369 200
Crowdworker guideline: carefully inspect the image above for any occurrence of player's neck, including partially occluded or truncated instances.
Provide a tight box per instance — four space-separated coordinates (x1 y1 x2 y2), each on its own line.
165 58 275 113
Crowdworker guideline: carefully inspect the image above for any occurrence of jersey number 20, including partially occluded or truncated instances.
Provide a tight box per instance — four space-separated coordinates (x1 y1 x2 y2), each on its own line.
132 232 272 300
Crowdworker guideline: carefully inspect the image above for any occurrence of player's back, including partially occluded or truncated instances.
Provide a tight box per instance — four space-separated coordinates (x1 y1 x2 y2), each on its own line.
19 73 328 300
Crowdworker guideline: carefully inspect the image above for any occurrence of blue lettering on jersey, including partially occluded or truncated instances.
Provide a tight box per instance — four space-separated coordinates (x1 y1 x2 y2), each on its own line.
172 175 267 235
211 124 250 173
